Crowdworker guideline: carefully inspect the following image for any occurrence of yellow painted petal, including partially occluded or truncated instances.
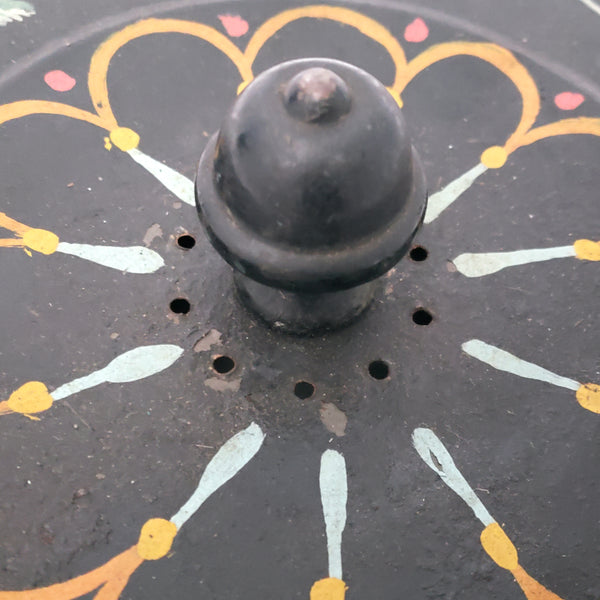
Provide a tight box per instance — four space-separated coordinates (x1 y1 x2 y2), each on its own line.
310 577 347 600
109 127 140 152
136 518 177 560
576 383 600 413
480 522 519 570
480 146 507 169
7 381 53 414
21 228 59 255
574 239 600 261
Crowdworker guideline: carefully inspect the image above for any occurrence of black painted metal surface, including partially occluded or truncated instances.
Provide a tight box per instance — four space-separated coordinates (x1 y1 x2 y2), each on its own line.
0 1 599 599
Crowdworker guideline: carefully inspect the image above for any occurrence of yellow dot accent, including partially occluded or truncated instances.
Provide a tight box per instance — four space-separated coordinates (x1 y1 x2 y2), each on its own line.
387 87 403 108
104 136 113 151
310 578 347 600
237 80 250 95
21 228 59 255
109 127 140 152
574 239 600 261
7 381 53 414
480 146 507 169
480 522 519 570
576 383 600 414
136 518 177 560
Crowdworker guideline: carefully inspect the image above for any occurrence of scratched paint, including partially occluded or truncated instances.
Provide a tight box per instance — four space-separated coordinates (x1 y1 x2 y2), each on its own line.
412 428 494 526
0 0 34 26
0 423 264 599
413 428 564 600
0 345 183 417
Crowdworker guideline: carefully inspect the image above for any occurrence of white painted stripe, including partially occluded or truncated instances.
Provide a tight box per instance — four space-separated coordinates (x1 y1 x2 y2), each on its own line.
577 0 600 17
424 163 488 224
57 242 165 273
462 339 580 391
128 148 195 206
0 7 35 25
51 344 183 400
170 422 265 529
51 371 106 401
320 449 348 580
453 245 575 277
412 428 495 527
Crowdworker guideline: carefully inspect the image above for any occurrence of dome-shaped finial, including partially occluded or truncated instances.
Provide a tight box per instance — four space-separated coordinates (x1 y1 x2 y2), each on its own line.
196 58 427 334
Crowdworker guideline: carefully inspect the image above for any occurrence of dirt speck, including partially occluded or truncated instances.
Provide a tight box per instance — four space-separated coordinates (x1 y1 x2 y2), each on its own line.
73 488 89 500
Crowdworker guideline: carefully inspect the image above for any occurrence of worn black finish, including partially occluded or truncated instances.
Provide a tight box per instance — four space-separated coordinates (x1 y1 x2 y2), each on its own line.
196 58 427 332
1 2 599 600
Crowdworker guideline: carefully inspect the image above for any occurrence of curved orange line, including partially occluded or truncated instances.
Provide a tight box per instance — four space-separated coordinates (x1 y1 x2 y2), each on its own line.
244 5 407 89
511 564 564 600
0 212 31 235
0 100 109 130
396 42 540 152
88 18 252 127
0 239 25 248
0 546 142 600
516 117 600 149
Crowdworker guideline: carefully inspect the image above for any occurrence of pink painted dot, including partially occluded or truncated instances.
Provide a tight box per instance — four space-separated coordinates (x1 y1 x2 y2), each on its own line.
218 14 249 37
44 70 76 92
404 17 429 43
554 91 585 110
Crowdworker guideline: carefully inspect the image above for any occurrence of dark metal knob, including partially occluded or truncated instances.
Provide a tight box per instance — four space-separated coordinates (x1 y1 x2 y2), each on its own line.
283 67 351 123
195 58 427 334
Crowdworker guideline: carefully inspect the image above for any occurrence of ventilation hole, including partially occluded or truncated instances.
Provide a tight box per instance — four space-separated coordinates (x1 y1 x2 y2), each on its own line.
169 298 190 314
409 245 428 261
212 355 235 374
368 360 390 380
412 308 433 326
294 381 315 400
177 234 196 249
